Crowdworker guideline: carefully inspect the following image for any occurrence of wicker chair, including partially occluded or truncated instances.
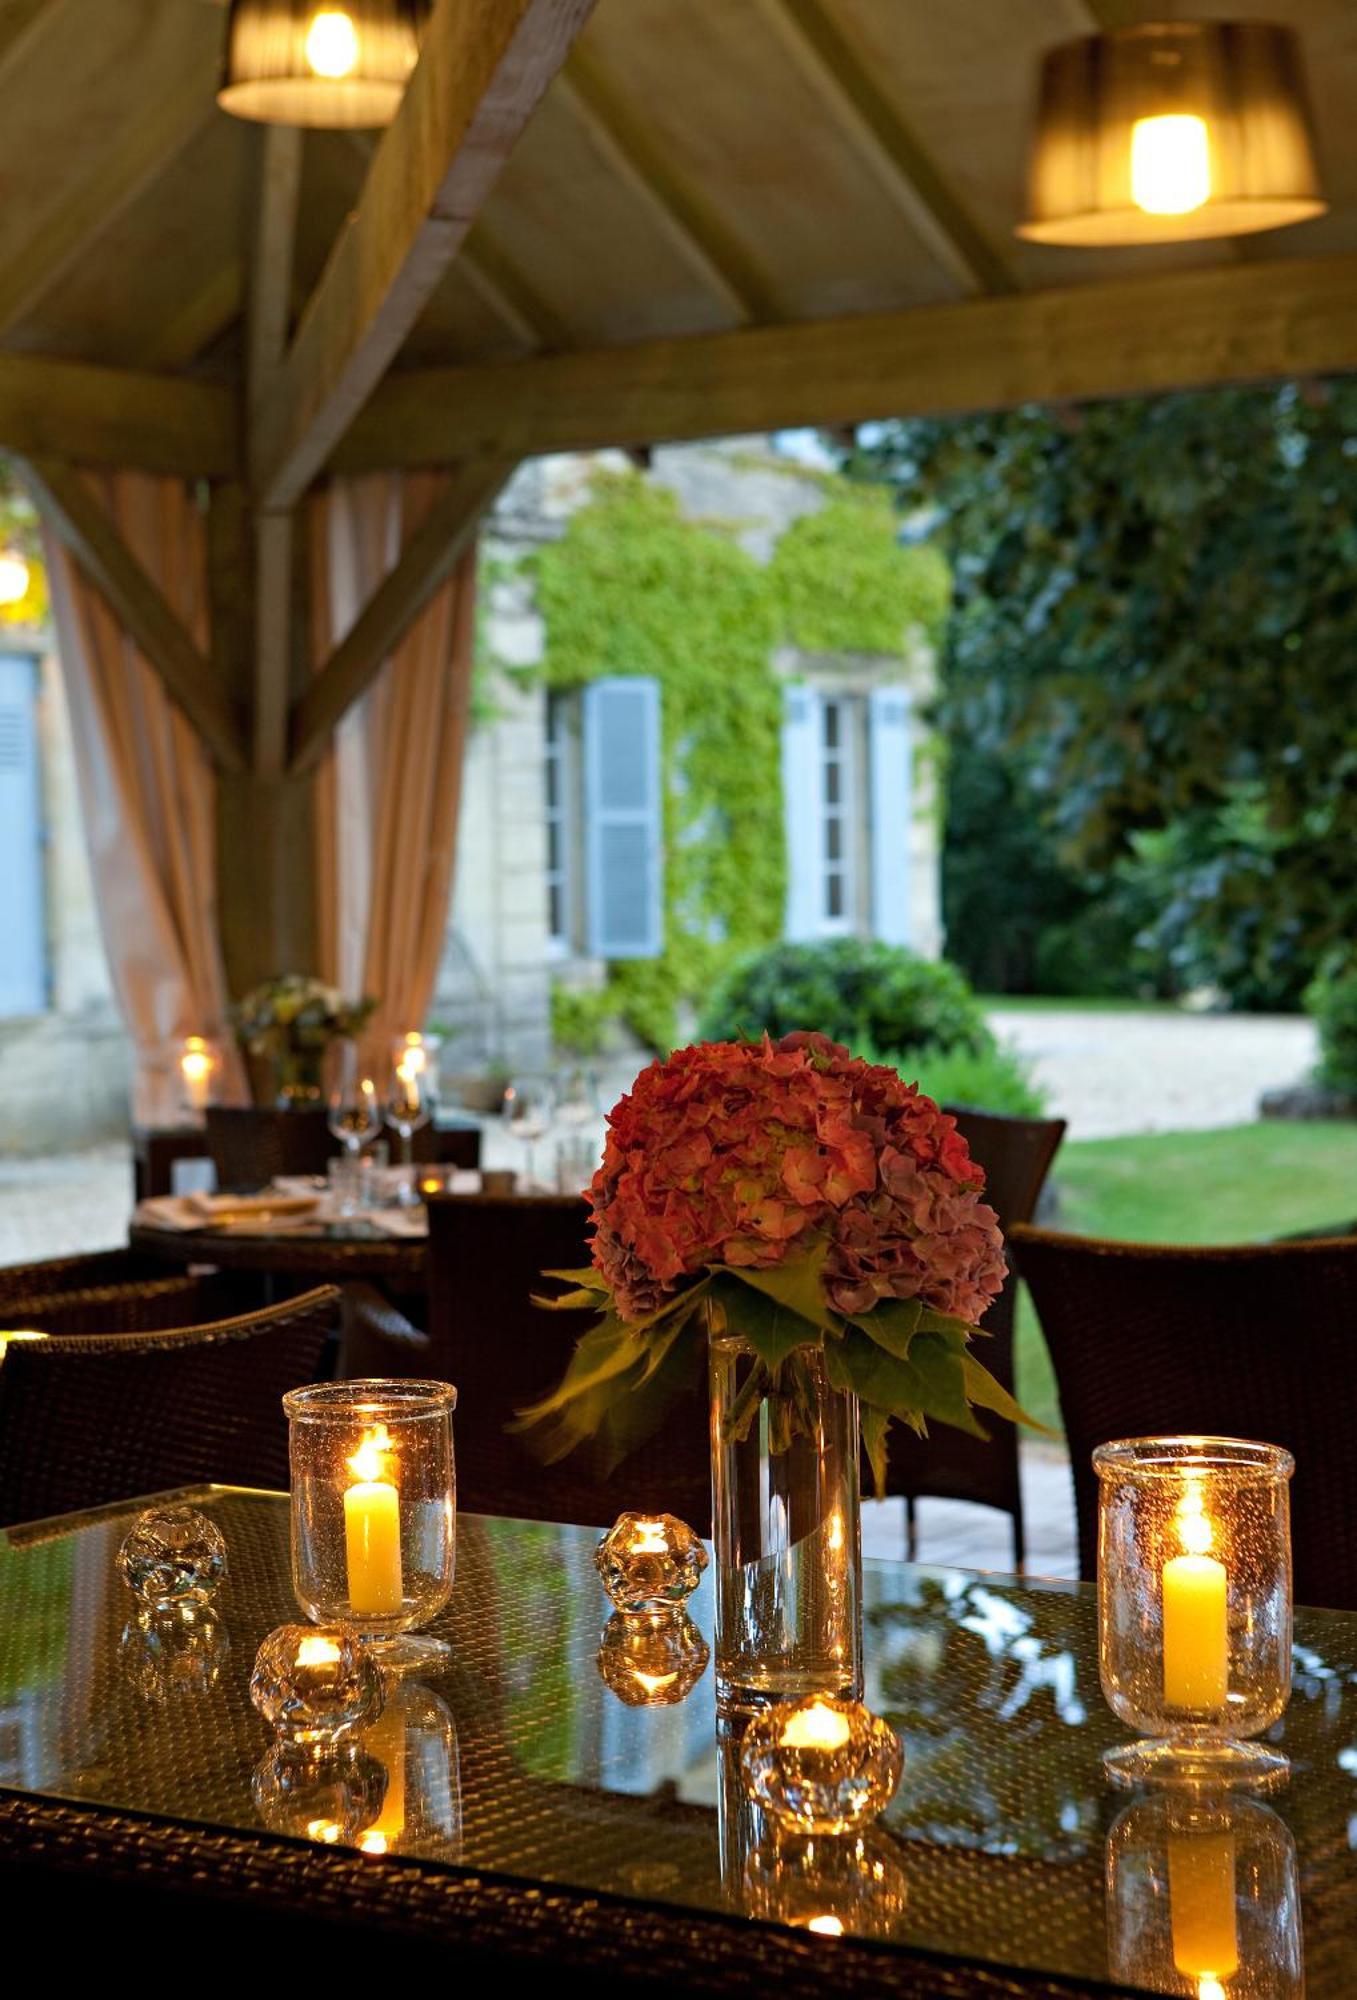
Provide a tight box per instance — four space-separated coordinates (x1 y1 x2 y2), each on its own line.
425 1193 711 1532
0 1271 257 1337
883 1107 1066 1569
205 1106 338 1187
0 1248 168 1310
1010 1226 1357 1610
0 1286 342 1527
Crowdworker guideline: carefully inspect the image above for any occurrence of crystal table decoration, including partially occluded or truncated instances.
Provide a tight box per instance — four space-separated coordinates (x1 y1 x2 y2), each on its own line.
117 1503 227 1608
1096 1436 1294 1789
252 1742 388 1847
594 1512 707 1613
596 1607 710 1706
119 1599 229 1699
353 1680 462 1858
250 1623 384 1744
739 1693 903 1835
284 1379 457 1673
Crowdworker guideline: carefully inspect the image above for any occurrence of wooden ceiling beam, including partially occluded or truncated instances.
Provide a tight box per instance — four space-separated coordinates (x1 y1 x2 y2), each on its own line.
752 0 1016 297
335 253 1357 468
0 350 237 475
556 53 780 323
460 225 575 352
288 454 515 775
0 87 213 337
252 0 597 511
22 455 247 772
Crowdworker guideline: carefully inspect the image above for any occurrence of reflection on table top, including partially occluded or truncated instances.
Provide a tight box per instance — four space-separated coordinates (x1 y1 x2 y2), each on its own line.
2 1488 1355 1995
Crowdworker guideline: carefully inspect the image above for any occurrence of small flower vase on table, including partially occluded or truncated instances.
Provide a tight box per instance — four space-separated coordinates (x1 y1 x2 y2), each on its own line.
525 1033 1028 1713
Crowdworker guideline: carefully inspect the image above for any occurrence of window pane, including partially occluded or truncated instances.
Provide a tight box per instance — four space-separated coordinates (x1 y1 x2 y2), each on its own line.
825 818 843 862
823 701 840 749
825 761 841 806
826 875 845 919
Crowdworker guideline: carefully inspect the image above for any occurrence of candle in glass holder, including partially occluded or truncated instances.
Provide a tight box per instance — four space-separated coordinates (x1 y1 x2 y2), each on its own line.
1169 1828 1239 1991
344 1423 403 1617
1163 1475 1228 1711
180 1036 214 1111
780 1701 853 1753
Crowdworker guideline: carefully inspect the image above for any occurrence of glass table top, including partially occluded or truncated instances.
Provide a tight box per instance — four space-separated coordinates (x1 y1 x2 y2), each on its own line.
3 1488 1355 1994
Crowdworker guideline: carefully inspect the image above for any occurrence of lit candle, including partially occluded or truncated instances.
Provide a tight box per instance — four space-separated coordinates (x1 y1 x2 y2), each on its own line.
1163 1476 1229 1711
631 1519 669 1555
358 1704 407 1855
180 1036 214 1111
399 1032 428 1077
780 1701 853 1753
344 1423 403 1618
1169 1829 1239 1992
296 1633 342 1669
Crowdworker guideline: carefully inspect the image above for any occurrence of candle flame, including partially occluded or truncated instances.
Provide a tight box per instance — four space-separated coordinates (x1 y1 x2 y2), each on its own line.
358 1830 389 1855
631 1669 679 1696
780 1700 852 1752
296 1633 342 1668
631 1519 669 1555
1176 1475 1215 1558
401 1033 427 1074
348 1423 395 1484
1197 1983 1226 2000
307 1818 343 1843
807 1914 844 1936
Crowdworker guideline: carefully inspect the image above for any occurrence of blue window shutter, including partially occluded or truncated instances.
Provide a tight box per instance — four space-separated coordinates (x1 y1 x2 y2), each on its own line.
0 655 46 1017
869 685 912 947
583 676 662 959
782 683 823 941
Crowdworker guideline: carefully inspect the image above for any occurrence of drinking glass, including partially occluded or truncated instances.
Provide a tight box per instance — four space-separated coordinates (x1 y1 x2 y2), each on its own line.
385 1055 432 1207
500 1077 554 1186
327 1043 381 1158
553 1064 600 1131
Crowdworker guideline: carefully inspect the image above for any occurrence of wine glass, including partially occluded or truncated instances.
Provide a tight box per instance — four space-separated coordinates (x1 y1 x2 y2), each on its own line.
327 1043 381 1157
385 1053 432 1207
553 1064 601 1131
499 1077 554 1187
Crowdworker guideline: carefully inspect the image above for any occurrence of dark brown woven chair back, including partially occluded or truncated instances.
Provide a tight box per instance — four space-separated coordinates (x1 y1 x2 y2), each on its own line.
426 1194 711 1533
883 1106 1067 1569
0 1285 342 1527
1010 1226 1357 1610
205 1105 338 1187
0 1272 256 1337
0 1248 167 1311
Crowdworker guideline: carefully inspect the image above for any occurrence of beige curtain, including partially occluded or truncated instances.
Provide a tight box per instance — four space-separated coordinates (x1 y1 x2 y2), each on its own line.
310 473 477 1066
41 471 239 1127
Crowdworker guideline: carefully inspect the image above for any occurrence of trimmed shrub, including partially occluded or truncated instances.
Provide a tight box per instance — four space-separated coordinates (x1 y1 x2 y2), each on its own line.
698 939 991 1062
1306 956 1357 1098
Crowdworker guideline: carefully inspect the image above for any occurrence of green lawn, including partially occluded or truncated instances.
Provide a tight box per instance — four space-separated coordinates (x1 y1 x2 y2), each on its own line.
1014 1122 1357 1434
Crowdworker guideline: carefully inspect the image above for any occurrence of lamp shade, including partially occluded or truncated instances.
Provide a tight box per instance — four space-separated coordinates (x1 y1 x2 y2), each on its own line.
1018 21 1326 246
218 0 428 128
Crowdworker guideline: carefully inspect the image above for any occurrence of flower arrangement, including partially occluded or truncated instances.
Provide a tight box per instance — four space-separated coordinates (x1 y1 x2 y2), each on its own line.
524 1033 1031 1488
231 975 375 1104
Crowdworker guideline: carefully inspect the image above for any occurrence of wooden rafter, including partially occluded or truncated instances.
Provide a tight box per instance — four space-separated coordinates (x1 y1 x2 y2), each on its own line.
557 52 779 323
460 225 574 351
0 87 212 336
288 455 515 775
22 455 247 773
752 0 1016 296
252 0 597 510
336 253 1357 469
0 350 237 475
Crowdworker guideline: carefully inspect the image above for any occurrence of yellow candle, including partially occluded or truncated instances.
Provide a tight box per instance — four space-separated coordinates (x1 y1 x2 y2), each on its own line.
344 1424 403 1617
780 1701 852 1752
1163 1478 1228 1711
1169 1831 1239 1987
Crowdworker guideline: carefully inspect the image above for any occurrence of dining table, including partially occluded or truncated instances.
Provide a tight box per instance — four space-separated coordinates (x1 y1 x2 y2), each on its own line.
2 1484 1353 1992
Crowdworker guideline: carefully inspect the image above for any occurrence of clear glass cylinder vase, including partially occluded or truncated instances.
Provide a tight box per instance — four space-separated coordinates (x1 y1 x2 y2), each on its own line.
1095 1436 1294 1788
708 1310 862 1711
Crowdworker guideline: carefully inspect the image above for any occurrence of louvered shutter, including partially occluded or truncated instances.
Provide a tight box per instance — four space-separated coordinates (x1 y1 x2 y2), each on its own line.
583 677 662 959
868 684 912 947
0 655 46 1016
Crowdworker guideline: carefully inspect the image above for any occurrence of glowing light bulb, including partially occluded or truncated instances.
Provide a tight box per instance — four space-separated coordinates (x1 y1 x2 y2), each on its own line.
305 9 359 80
1131 114 1211 216
0 551 29 606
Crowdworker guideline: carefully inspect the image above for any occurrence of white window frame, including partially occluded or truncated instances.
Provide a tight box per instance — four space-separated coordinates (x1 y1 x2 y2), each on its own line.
544 689 574 956
818 693 859 937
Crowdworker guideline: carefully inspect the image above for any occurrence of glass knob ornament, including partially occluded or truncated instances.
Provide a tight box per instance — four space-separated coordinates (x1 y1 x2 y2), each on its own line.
252 1742 388 1848
118 1503 227 1609
596 1608 710 1706
119 1600 229 1700
594 1512 707 1613
250 1623 384 1744
740 1694 903 1836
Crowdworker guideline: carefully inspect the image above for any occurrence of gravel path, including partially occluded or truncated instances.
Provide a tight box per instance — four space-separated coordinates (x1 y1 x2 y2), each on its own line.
987 1006 1316 1141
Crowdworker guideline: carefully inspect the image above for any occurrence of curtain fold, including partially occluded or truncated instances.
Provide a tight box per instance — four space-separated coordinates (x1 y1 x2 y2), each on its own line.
41 471 239 1127
311 472 477 1070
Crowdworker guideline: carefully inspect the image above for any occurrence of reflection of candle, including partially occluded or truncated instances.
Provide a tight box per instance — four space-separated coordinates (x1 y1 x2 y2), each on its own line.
631 1519 668 1555
296 1633 342 1669
780 1702 852 1752
1169 1830 1239 1988
180 1036 213 1110
807 1914 845 1937
359 1705 407 1855
1163 1476 1228 1710
344 1424 403 1617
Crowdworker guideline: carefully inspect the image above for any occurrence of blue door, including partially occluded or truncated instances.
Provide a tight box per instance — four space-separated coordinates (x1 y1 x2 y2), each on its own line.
0 654 46 1016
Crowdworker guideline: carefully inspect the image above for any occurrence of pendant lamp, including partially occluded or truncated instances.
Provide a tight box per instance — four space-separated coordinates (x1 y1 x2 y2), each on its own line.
218 0 428 128
1018 21 1326 246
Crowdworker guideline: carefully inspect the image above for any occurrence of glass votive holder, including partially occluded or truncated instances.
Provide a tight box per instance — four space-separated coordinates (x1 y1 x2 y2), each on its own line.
1106 1793 1303 1998
595 1512 708 1613
741 1828 909 1940
250 1623 384 1744
740 1694 903 1835
597 1608 710 1707
177 1033 221 1121
118 1502 227 1609
284 1379 457 1673
353 1680 462 1859
119 1600 229 1700
1095 1437 1294 1789
253 1741 387 1847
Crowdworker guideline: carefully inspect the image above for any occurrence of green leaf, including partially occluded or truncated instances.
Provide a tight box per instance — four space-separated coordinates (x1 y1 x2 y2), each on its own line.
861 1404 891 1500
909 1329 988 1439
962 1354 1055 1437
826 1328 985 1440
530 1286 608 1313
541 1266 607 1289
511 1314 642 1428
716 1234 835 1333
710 1271 821 1373
848 1296 923 1360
